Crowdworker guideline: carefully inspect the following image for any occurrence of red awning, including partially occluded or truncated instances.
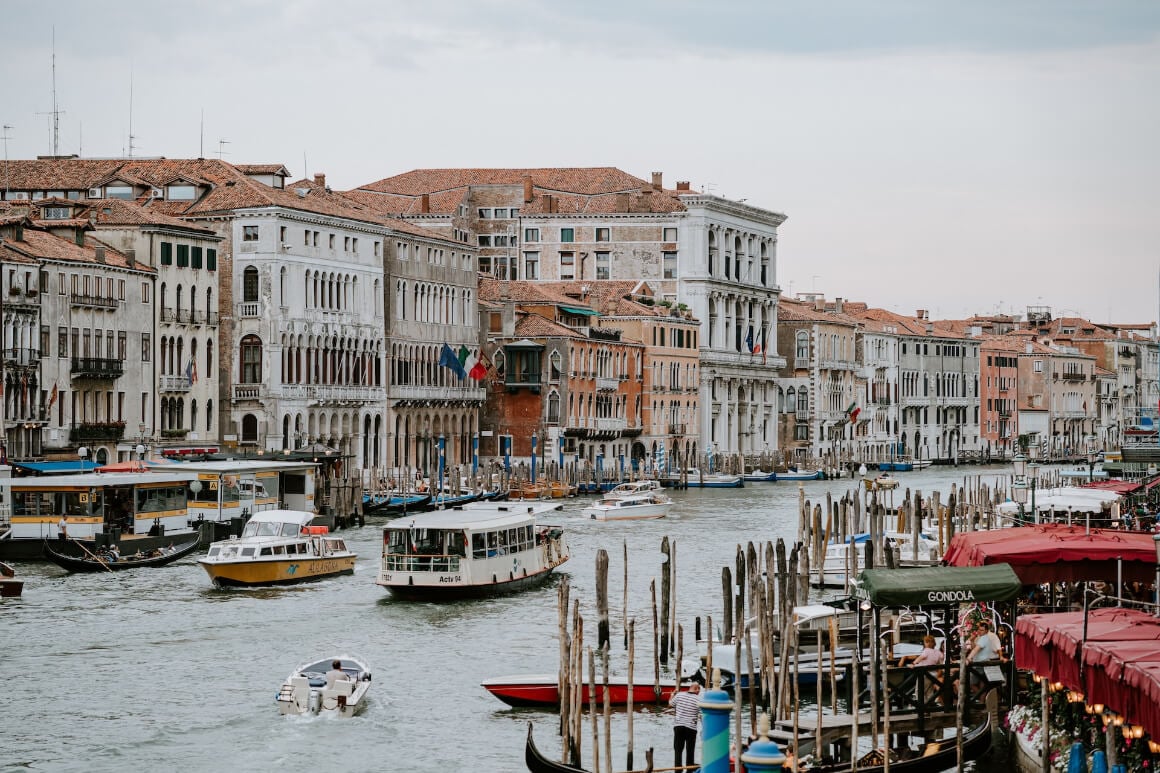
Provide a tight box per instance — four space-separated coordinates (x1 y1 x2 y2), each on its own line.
943 523 1157 584
1014 608 1160 739
1081 480 1144 495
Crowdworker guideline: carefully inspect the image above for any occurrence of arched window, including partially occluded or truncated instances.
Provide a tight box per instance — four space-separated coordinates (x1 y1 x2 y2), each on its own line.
206 338 214 378
206 399 213 433
279 267 287 305
240 335 262 383
160 283 168 316
241 413 259 443
176 285 184 314
547 391 561 424
243 266 259 303
795 331 809 361
549 351 562 382
797 389 808 413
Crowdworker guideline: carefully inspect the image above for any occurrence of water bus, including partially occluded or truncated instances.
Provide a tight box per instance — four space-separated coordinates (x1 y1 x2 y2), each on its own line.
377 501 568 600
198 509 356 587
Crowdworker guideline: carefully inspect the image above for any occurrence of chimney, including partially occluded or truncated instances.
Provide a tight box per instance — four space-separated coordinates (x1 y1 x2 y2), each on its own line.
94 245 106 264
314 173 326 188
543 194 555 214
523 175 533 203
651 172 663 191
916 309 926 320
420 193 430 214
925 322 933 335
835 297 844 313
676 181 691 191
125 248 136 268
814 297 824 312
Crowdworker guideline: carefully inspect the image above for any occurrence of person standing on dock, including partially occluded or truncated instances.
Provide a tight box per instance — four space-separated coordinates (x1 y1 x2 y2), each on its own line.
57 516 68 540
670 681 701 769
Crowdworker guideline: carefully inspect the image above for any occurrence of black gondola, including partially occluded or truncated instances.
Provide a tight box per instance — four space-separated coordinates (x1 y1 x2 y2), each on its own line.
806 715 991 773
43 535 202 573
525 722 589 773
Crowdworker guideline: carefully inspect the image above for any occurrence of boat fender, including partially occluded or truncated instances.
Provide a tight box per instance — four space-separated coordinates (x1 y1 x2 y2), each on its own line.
493 574 498 584
509 571 514 581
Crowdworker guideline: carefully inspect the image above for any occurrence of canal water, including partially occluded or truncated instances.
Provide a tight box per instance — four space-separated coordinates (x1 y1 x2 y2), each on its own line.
3 466 1019 772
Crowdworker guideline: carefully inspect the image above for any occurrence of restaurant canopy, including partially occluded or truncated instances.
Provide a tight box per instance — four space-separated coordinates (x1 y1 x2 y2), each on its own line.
856 564 1022 607
1014 608 1160 740
942 523 1157 585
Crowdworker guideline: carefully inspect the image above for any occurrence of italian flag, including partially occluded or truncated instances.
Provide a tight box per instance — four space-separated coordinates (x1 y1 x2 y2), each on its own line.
846 401 860 422
459 346 487 381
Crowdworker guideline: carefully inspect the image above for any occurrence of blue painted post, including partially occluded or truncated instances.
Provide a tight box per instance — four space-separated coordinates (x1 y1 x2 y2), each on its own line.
531 433 538 484
472 434 478 478
1067 742 1088 773
618 453 624 482
558 443 563 470
741 713 786 773
1090 750 1108 773
503 436 511 473
699 672 735 773
437 435 445 506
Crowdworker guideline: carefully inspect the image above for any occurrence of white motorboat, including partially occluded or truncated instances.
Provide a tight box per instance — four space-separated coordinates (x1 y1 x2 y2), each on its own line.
583 491 672 521
276 655 372 717
666 469 744 488
605 479 664 498
376 501 569 599
198 510 357 587
813 531 941 588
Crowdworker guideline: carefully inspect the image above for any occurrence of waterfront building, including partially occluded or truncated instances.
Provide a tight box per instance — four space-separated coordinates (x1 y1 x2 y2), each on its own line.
0 207 155 465
476 279 644 468
350 168 786 457
847 303 902 463
774 296 861 462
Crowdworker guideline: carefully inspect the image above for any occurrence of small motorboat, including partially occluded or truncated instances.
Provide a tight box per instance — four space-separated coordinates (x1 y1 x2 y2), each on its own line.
864 475 900 491
778 467 823 481
669 469 744 488
364 491 432 515
582 492 672 521
276 655 372 717
548 481 577 498
0 561 23 597
742 469 778 482
43 536 201 573
802 716 991 772
199 510 357 587
482 673 686 708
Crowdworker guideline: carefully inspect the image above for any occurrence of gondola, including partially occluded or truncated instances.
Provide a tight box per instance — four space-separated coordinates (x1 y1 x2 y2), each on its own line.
805 715 991 773
525 722 589 773
43 535 202 573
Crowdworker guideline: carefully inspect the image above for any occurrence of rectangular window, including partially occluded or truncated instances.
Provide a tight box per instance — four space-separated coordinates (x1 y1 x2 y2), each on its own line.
160 242 173 265
118 332 127 361
142 333 151 362
374 241 380 257
106 185 133 200
595 251 610 280
58 272 65 294
478 235 492 247
663 227 678 242
242 226 259 242
477 208 492 219
167 185 196 200
524 228 540 243
71 328 79 356
141 282 150 303
1033 360 1043 373
58 326 67 358
595 227 610 242
118 280 125 300
559 251 575 280
176 244 189 267
42 206 70 219
206 248 217 271
560 228 574 243
279 226 287 243
663 252 677 279
329 234 335 249
523 251 540 280
494 208 509 219
352 238 358 254
344 236 350 251
191 246 203 269
40 325 49 355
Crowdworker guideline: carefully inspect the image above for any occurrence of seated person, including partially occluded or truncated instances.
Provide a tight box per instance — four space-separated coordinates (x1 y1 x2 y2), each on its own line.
325 660 349 689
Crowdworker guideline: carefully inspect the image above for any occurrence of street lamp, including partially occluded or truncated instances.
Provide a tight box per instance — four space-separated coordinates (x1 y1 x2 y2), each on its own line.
1012 478 1029 526
1154 533 1160 617
77 445 89 474
1028 460 1040 523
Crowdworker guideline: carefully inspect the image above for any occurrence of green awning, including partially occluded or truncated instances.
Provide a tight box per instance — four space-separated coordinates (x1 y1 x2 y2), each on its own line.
855 564 1022 607
559 305 600 317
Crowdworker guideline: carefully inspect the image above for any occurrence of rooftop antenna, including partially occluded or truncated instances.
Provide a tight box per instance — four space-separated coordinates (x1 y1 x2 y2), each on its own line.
1 124 11 196
217 138 230 159
78 120 82 157
127 61 136 158
36 27 65 157
303 151 308 180
199 109 204 158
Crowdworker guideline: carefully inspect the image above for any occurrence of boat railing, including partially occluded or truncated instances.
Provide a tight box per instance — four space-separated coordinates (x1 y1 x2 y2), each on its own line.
382 554 461 573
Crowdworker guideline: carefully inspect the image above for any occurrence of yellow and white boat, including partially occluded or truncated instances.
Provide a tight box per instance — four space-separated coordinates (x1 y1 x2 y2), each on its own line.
198 510 356 587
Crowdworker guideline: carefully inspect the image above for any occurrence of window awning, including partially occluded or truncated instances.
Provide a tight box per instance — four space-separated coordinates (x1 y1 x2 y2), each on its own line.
855 564 1022 607
559 305 600 317
11 461 103 475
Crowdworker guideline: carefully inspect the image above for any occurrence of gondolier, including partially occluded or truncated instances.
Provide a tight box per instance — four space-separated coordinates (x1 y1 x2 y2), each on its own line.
670 681 701 769
58 516 67 540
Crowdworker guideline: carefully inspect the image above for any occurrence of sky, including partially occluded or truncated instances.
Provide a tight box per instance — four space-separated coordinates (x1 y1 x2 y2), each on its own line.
4 1 1159 326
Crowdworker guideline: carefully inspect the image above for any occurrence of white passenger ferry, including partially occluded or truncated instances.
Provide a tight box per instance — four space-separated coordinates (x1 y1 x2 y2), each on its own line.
198 510 356 587
377 501 569 600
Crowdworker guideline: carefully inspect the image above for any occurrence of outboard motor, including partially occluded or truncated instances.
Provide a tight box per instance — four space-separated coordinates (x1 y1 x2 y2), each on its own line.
307 689 321 714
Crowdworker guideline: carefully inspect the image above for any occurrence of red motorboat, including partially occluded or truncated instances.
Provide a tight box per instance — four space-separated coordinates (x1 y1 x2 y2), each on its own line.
482 673 688 708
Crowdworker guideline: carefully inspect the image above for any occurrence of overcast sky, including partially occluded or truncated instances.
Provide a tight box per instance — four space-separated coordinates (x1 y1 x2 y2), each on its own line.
4 1 1159 325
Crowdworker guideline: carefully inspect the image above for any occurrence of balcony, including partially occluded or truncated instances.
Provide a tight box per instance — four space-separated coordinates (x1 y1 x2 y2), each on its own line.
594 417 628 432
505 373 542 392
314 385 387 403
206 310 219 325
161 375 192 392
819 359 855 371
668 422 687 435
3 348 40 366
161 428 189 439
874 396 891 406
1061 372 1086 381
160 306 175 322
70 293 119 310
69 421 126 442
233 384 262 400
793 357 810 370
389 384 485 404
596 377 619 392
188 309 202 325
176 309 192 324
795 409 810 420
71 357 123 379
238 302 261 318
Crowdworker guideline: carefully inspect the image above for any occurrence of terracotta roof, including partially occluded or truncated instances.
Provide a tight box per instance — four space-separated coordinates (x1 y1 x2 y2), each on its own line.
777 298 859 326
235 164 290 176
1 228 152 272
353 167 687 217
512 312 584 339
87 198 218 234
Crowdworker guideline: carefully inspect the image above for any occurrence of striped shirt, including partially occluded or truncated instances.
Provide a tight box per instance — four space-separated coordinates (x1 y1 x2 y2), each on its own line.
670 689 700 730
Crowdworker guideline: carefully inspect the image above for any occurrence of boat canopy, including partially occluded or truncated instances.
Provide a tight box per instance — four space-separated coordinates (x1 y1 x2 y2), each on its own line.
943 523 1158 584
248 509 315 528
384 502 561 533
855 564 1022 608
